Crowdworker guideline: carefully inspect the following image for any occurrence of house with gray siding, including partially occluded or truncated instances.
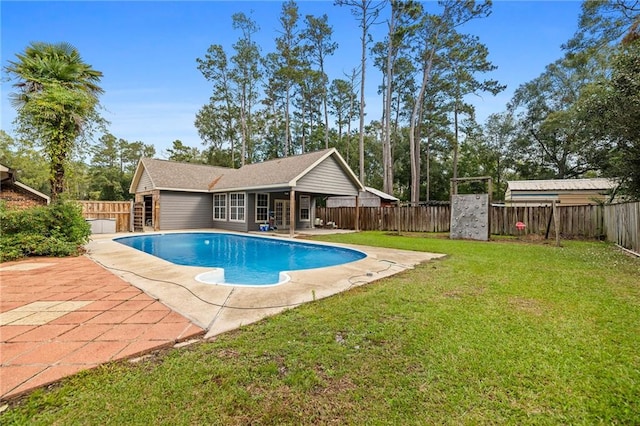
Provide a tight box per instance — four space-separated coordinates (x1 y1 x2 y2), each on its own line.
129 148 364 236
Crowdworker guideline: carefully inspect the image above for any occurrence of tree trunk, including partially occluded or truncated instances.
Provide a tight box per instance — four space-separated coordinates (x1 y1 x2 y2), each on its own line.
383 7 395 195
285 87 291 156
50 130 69 202
323 91 330 149
409 47 436 204
240 88 248 166
358 23 367 185
426 132 431 202
452 100 459 193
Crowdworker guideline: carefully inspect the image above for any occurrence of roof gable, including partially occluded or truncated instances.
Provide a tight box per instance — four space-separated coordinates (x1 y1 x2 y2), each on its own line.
210 149 329 191
211 148 363 192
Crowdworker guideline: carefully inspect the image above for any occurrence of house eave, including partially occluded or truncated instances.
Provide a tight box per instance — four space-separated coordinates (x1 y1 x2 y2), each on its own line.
154 186 213 193
209 183 292 193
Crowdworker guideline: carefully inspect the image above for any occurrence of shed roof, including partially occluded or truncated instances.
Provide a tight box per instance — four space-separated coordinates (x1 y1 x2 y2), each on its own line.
507 178 617 192
364 186 398 201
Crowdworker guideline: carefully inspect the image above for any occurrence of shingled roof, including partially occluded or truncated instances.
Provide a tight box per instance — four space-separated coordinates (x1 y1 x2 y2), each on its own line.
130 158 231 192
130 148 361 193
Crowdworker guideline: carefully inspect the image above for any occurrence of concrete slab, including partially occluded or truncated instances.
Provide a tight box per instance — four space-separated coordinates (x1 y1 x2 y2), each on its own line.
86 231 445 338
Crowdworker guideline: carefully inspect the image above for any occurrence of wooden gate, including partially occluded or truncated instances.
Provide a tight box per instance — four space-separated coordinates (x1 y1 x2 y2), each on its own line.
133 202 144 232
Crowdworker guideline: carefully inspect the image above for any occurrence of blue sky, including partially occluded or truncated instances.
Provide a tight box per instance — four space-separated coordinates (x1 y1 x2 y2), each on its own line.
1 1 583 158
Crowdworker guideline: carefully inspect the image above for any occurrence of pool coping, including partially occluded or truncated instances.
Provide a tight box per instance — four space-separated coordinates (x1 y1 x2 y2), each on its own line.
86 230 445 338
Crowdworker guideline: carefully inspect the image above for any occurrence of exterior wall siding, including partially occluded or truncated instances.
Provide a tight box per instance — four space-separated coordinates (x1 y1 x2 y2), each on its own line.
557 192 609 206
211 220 247 232
506 190 609 206
295 195 314 229
296 156 359 196
246 193 257 230
136 169 154 193
158 191 214 230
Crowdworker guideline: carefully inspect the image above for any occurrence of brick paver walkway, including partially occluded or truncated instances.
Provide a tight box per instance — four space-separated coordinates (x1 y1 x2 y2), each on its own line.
0 256 205 401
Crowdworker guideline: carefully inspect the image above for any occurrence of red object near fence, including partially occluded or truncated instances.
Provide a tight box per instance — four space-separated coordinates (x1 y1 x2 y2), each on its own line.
516 221 526 231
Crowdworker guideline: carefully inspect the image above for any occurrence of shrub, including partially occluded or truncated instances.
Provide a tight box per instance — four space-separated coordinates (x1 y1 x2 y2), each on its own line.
0 200 91 262
48 200 91 243
0 203 50 235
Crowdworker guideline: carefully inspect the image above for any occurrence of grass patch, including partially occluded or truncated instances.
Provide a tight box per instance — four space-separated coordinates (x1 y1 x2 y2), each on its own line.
3 232 639 424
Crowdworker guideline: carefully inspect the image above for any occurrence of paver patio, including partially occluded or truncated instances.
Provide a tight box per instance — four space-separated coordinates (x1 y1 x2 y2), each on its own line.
0 256 205 401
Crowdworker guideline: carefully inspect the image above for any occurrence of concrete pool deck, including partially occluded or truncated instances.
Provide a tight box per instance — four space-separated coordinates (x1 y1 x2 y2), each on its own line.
86 231 445 338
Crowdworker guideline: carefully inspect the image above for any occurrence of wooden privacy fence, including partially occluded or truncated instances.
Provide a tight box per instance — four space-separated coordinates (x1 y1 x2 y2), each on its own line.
77 200 133 233
603 202 640 254
317 205 608 238
316 206 451 232
491 205 605 238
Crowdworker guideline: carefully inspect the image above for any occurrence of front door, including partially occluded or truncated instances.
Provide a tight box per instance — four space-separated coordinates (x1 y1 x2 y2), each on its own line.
274 199 290 229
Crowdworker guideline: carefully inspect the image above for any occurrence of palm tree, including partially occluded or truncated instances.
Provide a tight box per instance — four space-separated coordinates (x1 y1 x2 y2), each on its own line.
5 42 104 200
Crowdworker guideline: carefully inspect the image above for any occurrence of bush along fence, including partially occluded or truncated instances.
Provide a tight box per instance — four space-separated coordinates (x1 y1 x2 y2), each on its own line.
317 202 640 253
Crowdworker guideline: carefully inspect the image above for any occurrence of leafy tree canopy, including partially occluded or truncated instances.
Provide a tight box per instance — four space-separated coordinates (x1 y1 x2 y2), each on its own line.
4 42 104 201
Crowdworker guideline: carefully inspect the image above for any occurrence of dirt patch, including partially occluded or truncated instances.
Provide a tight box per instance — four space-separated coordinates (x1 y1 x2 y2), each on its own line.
442 287 485 299
508 297 545 316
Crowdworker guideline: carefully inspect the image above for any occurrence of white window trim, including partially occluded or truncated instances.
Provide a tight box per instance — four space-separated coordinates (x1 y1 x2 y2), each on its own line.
229 192 246 223
255 193 270 223
213 194 227 221
299 195 311 222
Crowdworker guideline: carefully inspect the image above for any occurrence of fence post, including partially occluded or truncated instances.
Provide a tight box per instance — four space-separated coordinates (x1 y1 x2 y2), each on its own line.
355 195 360 232
553 201 560 246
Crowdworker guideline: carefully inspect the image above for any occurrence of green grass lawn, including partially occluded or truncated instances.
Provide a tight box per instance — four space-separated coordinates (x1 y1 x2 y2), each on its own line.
3 233 639 425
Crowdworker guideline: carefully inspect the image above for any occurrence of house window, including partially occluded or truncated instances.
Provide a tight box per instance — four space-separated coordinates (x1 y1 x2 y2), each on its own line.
255 193 269 223
230 192 246 222
213 194 226 221
299 195 310 222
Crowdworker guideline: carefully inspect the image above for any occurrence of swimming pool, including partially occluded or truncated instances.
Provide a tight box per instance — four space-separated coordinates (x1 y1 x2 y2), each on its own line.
114 232 366 286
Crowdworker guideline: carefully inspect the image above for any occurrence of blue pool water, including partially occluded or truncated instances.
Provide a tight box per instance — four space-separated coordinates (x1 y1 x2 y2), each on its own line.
114 232 366 286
